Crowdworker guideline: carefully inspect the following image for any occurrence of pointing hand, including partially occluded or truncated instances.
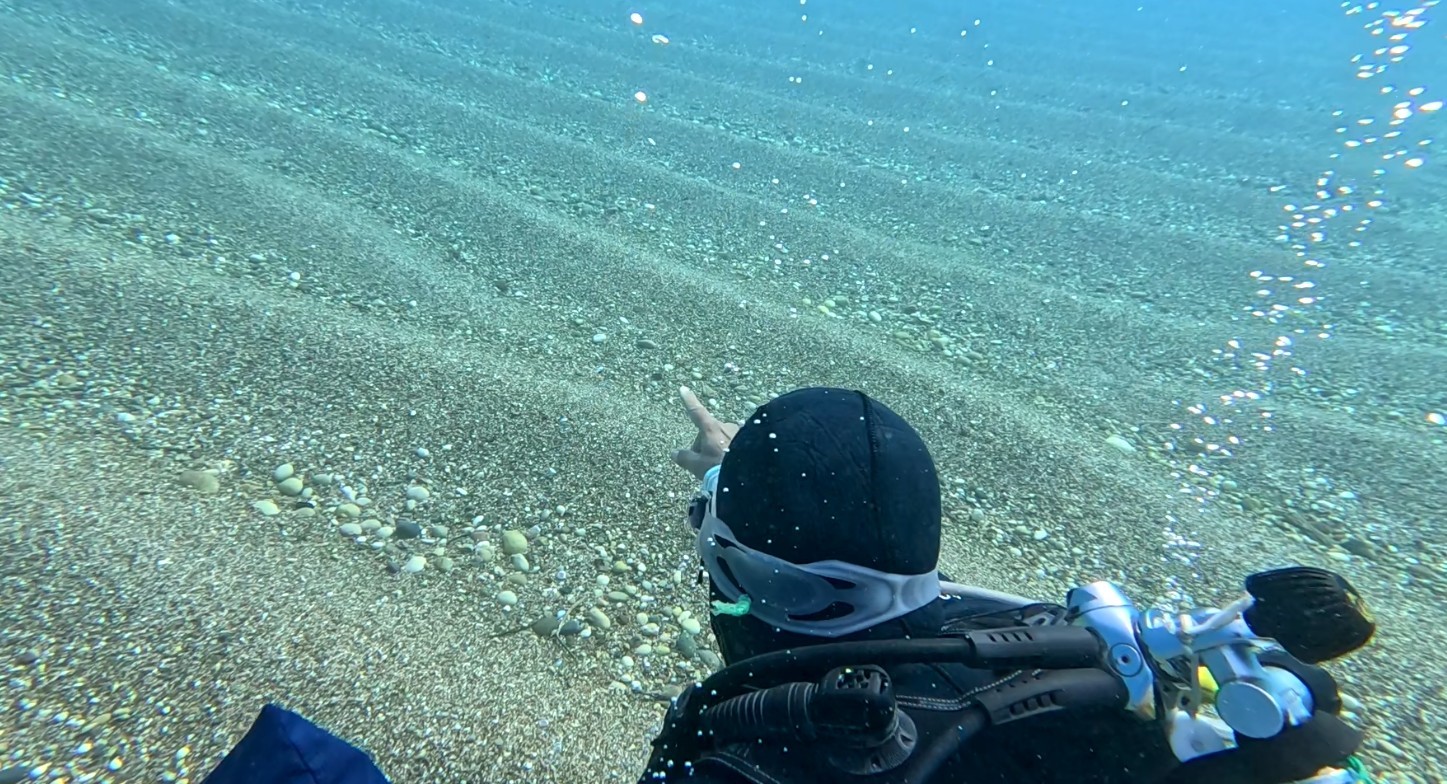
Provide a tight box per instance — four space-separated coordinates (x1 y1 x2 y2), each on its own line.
670 386 740 480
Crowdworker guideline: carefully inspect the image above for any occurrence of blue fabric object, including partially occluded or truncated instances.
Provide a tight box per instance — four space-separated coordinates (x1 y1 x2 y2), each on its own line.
203 704 391 784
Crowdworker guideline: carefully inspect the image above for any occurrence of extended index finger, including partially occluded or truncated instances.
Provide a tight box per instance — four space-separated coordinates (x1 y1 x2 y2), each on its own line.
678 386 717 432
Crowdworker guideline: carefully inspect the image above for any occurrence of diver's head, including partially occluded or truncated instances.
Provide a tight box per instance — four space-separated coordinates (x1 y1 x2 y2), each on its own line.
694 387 943 664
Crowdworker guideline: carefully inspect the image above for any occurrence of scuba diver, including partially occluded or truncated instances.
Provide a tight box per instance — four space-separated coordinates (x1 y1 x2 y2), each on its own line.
201 386 1374 784
642 386 1373 784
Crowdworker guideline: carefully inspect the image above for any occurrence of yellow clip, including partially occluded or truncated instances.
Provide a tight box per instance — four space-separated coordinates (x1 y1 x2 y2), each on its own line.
1197 666 1219 701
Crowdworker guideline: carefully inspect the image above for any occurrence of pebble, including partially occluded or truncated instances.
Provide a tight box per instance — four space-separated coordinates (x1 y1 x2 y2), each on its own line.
586 608 612 630
438 556 454 572
496 590 519 606
501 530 529 556
361 519 383 533
679 617 703 635
178 470 219 494
395 520 422 539
402 555 426 574
1374 738 1407 759
405 485 430 502
252 499 280 516
1104 435 1136 454
337 503 361 518
277 476 304 496
273 463 295 482
339 523 363 537
511 554 530 572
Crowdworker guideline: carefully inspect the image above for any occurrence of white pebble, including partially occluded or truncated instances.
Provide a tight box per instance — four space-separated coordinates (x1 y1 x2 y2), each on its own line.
680 617 703 635
405 485 430 502
1104 435 1136 454
273 463 295 482
496 590 519 606
403 555 426 574
339 522 363 537
252 499 280 517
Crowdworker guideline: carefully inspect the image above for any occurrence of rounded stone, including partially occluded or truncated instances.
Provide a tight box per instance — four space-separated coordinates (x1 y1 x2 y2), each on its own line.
586 608 612 630
1105 435 1136 454
179 470 219 494
501 530 529 556
496 590 519 606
